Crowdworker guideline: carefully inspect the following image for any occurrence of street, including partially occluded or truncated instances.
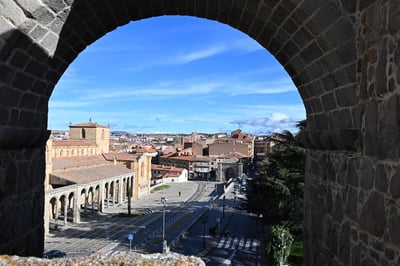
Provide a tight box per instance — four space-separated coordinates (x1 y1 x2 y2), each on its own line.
45 181 213 256
45 180 266 265
172 182 266 265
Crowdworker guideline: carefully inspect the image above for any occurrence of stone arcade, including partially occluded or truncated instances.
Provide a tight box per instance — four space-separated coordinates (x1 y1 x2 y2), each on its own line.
0 0 399 265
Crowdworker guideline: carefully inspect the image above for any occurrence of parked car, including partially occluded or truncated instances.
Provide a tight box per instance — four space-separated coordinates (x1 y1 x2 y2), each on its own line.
43 250 66 259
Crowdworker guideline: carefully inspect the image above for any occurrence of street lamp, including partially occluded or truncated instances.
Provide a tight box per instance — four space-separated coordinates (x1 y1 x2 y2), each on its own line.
222 195 226 218
201 216 208 249
161 194 167 241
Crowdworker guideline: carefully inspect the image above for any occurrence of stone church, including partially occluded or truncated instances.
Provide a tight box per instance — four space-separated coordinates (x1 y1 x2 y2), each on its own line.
44 121 152 234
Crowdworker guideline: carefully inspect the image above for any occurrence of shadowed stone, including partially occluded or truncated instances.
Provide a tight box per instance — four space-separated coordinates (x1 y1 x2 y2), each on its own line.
360 191 386 237
390 165 400 199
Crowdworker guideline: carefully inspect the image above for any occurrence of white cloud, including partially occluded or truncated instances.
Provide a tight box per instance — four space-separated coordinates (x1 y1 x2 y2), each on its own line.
79 81 222 100
49 100 98 108
173 45 227 64
229 112 301 134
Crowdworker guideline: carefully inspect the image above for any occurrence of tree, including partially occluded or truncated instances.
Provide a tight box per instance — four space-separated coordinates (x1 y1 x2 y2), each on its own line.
247 120 305 235
265 225 294 266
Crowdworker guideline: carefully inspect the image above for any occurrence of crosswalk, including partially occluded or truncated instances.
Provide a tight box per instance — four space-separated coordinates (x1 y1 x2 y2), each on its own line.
217 237 259 252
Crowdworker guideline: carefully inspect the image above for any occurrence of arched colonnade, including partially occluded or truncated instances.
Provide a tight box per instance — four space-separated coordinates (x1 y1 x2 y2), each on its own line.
44 174 134 234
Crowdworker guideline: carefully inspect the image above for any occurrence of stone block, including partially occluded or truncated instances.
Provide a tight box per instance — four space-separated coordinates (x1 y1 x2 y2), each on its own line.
300 41 323 64
9 50 30 69
43 0 66 12
360 158 374 190
0 0 27 26
346 186 358 221
321 92 337 112
375 163 389 193
390 165 400 199
0 85 22 107
359 191 386 238
389 207 400 246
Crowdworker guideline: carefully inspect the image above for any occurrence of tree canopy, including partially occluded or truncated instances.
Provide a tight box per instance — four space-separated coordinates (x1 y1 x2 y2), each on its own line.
247 120 305 236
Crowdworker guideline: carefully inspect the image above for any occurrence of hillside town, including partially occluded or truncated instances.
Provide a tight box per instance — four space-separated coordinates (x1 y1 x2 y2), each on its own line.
44 120 277 234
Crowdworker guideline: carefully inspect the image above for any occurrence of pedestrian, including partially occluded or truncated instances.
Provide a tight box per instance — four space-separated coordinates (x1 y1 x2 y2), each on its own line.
178 191 181 197
224 228 229 237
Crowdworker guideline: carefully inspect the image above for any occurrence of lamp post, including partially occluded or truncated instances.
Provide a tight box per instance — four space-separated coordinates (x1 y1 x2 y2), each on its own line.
161 194 167 241
201 216 208 249
222 195 226 218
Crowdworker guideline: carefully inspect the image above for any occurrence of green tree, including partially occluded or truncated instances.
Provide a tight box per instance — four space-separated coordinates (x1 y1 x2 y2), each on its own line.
247 120 305 235
265 225 293 266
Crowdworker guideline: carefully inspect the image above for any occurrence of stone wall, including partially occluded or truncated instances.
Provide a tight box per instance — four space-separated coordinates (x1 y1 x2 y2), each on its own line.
0 148 45 256
0 0 399 264
303 0 400 265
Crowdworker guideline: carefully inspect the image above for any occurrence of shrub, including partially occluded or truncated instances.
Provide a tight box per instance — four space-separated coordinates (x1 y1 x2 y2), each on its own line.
265 225 293 266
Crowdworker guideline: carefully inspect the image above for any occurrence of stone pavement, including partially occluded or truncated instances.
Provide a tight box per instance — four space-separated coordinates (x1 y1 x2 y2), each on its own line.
103 181 201 214
45 181 216 256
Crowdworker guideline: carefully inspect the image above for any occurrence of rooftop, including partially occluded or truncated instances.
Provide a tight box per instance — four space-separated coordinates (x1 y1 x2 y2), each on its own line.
51 165 134 184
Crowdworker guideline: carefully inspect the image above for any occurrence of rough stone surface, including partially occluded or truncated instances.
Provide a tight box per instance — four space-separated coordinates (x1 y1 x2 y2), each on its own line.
359 191 386 238
0 252 206 265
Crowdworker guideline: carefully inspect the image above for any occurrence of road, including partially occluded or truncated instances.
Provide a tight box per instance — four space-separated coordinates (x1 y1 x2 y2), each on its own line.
171 181 267 265
45 179 266 265
45 181 214 257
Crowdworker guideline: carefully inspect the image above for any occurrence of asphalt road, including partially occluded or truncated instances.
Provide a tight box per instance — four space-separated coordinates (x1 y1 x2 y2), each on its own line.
44 181 213 257
44 180 266 265
171 183 267 266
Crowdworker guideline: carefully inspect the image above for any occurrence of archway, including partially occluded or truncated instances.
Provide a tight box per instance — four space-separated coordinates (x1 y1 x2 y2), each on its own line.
0 1 398 265
225 167 237 180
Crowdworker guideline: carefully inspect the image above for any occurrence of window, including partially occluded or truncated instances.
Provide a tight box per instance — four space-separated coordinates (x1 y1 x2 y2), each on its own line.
82 129 86 139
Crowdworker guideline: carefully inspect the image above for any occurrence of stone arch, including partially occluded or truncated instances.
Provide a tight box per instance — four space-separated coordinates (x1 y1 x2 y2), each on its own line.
79 188 87 210
225 167 237 180
58 194 67 223
0 0 399 264
66 192 74 222
49 197 57 221
87 186 94 210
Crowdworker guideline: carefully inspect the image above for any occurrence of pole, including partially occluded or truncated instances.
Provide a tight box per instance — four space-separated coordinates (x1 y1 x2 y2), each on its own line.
161 176 167 241
223 195 225 218
162 200 166 240
202 218 206 249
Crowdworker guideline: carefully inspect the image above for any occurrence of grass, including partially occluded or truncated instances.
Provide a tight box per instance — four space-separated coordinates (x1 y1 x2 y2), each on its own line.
288 240 303 266
151 184 170 192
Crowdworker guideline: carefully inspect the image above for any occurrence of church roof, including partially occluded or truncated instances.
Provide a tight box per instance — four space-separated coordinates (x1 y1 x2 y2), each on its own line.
69 121 108 128
52 139 95 147
50 165 134 184
52 155 108 171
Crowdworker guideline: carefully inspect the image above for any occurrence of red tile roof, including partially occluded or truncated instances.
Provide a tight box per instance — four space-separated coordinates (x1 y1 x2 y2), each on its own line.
52 155 108 171
52 140 95 147
103 152 138 161
51 165 134 184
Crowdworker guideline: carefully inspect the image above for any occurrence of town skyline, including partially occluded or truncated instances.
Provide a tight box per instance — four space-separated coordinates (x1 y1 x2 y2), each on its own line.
49 16 305 135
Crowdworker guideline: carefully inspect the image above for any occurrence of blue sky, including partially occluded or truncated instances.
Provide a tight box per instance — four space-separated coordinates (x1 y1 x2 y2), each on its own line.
49 16 305 135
